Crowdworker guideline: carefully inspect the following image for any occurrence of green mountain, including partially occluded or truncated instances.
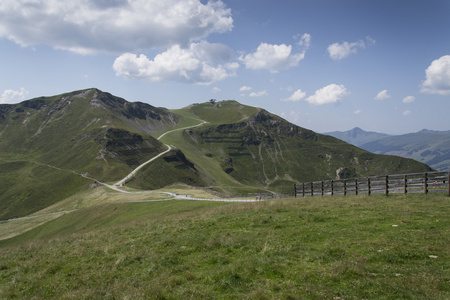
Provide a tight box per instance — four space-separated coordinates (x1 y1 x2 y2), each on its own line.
0 89 432 219
168 103 430 193
0 88 180 219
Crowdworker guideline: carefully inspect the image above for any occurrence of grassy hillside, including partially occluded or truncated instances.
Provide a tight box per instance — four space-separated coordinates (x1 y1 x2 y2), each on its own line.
0 88 178 219
0 194 448 299
0 91 434 219
181 107 432 191
180 100 260 125
0 160 91 220
157 108 272 195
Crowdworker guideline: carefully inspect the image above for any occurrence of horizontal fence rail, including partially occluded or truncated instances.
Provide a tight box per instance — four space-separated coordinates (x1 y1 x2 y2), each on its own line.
294 171 450 197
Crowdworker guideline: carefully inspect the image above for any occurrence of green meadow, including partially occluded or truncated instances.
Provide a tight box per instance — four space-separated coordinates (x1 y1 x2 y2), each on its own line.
1 193 448 299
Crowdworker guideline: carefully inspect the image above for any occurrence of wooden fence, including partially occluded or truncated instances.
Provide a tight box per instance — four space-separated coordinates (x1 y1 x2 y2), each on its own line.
294 171 450 197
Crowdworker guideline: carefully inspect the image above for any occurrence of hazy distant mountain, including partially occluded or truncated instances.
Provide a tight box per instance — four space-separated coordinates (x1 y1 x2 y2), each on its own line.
361 129 450 172
326 127 450 171
325 127 391 147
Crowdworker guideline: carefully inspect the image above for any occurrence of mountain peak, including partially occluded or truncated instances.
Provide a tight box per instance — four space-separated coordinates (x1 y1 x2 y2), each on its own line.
325 127 390 147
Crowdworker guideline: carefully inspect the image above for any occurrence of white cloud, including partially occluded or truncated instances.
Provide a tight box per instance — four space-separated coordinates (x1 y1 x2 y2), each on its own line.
0 0 233 54
354 109 362 115
113 41 237 85
402 96 415 103
212 87 221 93
239 43 305 73
282 89 306 102
420 55 450 95
249 90 268 97
328 36 375 60
295 33 311 49
239 86 252 92
374 89 391 100
305 84 349 105
403 110 412 116
0 88 29 104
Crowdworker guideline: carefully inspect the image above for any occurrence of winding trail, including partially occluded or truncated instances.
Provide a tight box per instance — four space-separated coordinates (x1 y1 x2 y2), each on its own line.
101 119 260 202
113 120 208 187
1 118 259 240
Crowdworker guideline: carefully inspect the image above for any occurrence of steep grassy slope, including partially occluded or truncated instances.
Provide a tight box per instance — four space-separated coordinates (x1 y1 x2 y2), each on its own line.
0 160 91 219
0 194 448 299
127 149 210 190
179 103 432 191
0 88 179 219
148 103 272 195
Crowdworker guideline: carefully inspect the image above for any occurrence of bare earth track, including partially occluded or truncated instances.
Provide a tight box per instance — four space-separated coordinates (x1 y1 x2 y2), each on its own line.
1 118 259 240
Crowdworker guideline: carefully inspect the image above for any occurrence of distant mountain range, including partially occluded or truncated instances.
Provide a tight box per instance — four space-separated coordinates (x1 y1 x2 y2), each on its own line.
325 128 450 171
0 89 432 219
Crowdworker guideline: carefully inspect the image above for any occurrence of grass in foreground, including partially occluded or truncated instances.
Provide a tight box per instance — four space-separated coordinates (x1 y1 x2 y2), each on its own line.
0 194 448 299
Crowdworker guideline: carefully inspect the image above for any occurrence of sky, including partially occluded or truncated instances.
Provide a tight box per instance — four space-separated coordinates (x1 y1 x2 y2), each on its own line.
0 0 449 134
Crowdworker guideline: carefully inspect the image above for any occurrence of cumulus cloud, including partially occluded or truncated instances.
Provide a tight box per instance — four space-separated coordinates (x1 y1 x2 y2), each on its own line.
354 109 362 115
282 89 306 102
0 0 233 54
305 84 349 105
249 90 268 97
239 86 252 92
113 41 238 85
212 87 221 93
402 96 415 103
420 55 450 95
374 89 391 100
0 88 29 104
239 43 305 73
328 36 375 60
403 110 412 116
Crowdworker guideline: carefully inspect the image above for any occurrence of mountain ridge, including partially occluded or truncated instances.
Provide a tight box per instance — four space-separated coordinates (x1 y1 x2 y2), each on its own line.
0 88 433 219
325 127 450 171
324 127 391 147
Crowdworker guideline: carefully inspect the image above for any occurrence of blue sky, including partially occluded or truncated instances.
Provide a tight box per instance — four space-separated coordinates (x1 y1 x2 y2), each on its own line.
0 0 449 134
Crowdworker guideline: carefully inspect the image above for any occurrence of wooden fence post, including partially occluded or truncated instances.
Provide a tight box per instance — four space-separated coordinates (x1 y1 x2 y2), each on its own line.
404 174 407 194
385 176 389 196
321 181 324 196
355 179 358 195
448 171 450 196
344 180 347 196
302 183 305 197
424 172 428 194
368 178 371 195
294 184 297 198
311 182 313 197
331 180 334 196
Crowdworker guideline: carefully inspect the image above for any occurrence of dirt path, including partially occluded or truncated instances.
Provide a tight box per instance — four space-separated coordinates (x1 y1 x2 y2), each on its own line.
113 145 172 187
112 120 208 187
